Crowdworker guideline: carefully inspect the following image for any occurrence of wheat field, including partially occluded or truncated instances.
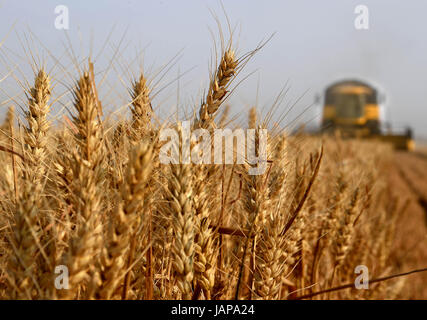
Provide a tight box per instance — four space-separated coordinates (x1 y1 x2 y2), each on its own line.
0 31 426 300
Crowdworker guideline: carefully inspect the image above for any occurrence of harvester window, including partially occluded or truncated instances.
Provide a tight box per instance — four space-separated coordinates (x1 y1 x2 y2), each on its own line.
335 93 364 118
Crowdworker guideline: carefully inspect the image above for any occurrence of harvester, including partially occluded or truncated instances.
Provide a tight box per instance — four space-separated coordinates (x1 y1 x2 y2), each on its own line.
319 79 414 151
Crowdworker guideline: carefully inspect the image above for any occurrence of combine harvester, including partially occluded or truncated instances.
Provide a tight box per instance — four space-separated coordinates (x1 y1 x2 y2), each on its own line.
319 79 414 151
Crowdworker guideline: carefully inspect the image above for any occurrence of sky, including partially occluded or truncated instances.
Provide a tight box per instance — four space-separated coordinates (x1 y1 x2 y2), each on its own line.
0 0 426 138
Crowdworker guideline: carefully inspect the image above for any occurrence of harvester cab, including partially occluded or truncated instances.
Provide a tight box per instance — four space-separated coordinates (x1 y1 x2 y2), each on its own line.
319 79 415 151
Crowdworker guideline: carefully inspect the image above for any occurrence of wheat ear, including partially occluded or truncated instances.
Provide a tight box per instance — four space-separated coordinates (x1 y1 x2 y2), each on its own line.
62 70 104 299
1 105 15 137
7 70 52 299
192 164 216 299
23 69 51 181
129 74 152 141
197 49 238 129
165 123 194 299
100 142 154 299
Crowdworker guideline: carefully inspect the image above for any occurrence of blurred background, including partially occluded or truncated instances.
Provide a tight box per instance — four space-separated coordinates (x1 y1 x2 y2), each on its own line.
0 0 426 143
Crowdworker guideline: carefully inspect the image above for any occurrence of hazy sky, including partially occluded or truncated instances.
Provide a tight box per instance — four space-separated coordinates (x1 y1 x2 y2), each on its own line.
1 0 426 138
